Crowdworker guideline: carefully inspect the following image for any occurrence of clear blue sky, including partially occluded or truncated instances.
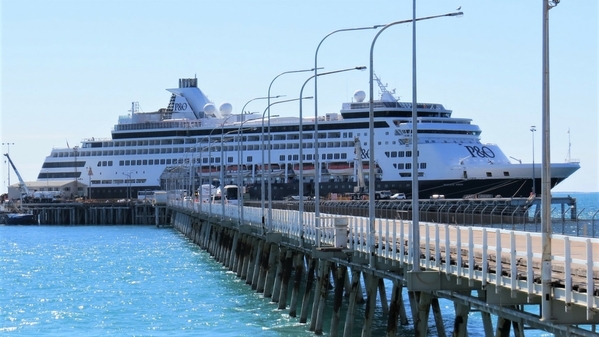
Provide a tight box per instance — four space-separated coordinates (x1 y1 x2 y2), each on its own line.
1 0 597 193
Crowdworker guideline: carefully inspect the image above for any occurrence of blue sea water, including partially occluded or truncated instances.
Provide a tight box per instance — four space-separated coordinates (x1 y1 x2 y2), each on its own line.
2 192 597 336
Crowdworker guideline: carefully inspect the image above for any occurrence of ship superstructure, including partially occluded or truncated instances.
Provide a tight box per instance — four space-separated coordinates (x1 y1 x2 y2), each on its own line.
36 77 580 200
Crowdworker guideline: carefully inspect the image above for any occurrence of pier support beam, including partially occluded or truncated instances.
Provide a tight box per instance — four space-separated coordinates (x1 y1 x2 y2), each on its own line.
256 240 272 293
300 258 317 323
362 273 379 337
313 260 332 335
289 253 305 317
452 291 471 337
431 296 447 337
271 246 287 303
277 249 294 310
263 243 280 298
343 269 362 337
415 292 432 337
329 263 347 337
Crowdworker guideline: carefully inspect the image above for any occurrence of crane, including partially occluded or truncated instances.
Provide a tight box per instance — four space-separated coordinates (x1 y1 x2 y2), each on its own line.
4 153 31 200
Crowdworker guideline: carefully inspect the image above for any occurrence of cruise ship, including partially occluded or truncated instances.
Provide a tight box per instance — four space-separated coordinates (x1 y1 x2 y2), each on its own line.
36 77 580 200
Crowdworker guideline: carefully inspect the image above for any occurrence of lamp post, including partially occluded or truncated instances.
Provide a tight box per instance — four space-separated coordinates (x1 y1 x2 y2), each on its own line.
238 96 280 227
541 0 560 322
237 120 258 226
298 66 366 247
368 11 463 268
260 97 311 232
312 25 383 238
220 130 237 219
267 68 317 233
210 115 235 217
530 125 537 195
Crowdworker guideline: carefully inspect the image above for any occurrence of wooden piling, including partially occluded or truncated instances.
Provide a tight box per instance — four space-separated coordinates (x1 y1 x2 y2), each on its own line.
342 269 361 337
278 249 294 310
361 273 379 337
299 258 317 323
329 263 347 337
271 246 286 303
314 260 331 335
256 241 271 293
431 296 447 337
263 243 280 298
288 253 305 317
415 292 432 337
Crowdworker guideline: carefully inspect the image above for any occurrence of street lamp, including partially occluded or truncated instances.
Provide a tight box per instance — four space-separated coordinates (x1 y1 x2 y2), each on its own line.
237 120 258 226
238 96 280 227
260 97 311 232
298 66 366 246
541 0 560 322
530 125 536 195
266 67 318 233
210 114 235 217
313 25 383 239
368 11 463 267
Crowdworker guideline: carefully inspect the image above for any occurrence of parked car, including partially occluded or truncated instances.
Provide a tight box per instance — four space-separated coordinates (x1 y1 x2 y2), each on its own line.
390 193 406 200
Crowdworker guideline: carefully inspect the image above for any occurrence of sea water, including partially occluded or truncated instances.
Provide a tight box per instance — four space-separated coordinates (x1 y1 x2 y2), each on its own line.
2 192 597 336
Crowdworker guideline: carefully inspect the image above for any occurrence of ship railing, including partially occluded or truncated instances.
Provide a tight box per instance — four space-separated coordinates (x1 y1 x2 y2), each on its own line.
114 120 203 131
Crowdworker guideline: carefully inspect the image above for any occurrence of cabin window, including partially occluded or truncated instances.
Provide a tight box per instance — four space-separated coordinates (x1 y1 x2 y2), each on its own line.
503 171 509 176
420 163 427 169
334 153 340 159
406 151 412 157
486 172 492 177
279 155 285 161
399 173 411 177
406 163 412 169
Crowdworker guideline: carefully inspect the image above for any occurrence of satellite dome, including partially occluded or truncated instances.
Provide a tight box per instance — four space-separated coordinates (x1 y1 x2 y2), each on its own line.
203 103 217 115
354 90 366 103
219 102 233 116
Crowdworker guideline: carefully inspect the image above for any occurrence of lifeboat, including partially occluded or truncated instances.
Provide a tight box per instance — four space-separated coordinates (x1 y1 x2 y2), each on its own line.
198 166 220 176
293 163 315 176
327 162 354 175
258 164 284 175
226 165 251 176
361 161 382 173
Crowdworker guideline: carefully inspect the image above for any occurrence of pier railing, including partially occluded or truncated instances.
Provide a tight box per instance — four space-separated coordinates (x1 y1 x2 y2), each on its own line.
172 200 599 321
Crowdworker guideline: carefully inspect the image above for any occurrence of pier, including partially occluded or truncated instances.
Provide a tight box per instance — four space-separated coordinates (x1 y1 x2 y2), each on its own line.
11 201 169 225
168 200 598 336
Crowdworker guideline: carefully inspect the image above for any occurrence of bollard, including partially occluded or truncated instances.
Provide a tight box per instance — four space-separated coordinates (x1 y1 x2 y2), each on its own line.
334 217 348 248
